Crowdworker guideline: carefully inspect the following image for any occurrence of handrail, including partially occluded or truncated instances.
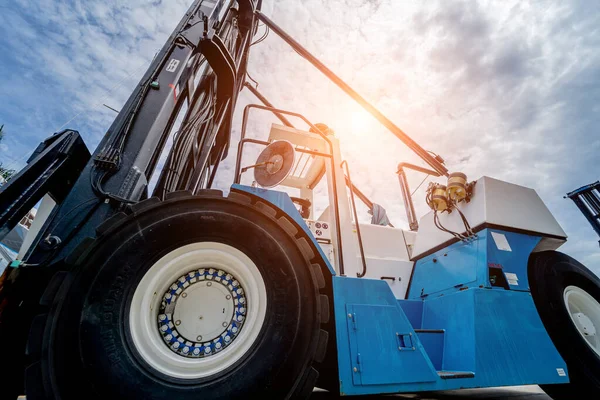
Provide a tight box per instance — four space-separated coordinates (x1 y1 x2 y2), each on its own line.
396 162 441 231
341 160 367 278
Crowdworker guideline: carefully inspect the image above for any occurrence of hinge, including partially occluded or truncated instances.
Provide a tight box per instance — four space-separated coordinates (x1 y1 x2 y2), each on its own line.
353 353 361 373
348 312 357 331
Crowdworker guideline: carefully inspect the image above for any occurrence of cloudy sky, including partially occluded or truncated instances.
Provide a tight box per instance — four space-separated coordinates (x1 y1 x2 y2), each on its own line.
0 0 599 273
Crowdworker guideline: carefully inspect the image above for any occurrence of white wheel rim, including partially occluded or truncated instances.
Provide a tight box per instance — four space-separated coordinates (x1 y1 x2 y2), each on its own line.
129 242 267 379
564 285 600 357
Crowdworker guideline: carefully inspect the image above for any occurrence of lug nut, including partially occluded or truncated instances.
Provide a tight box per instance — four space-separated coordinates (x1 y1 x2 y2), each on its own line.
182 292 187 298
226 295 231 300
197 335 202 341
175 320 181 326
222 322 228 327
207 282 212 287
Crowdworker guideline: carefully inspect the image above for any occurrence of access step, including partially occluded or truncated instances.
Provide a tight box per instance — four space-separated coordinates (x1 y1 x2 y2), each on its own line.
414 329 445 370
437 371 475 379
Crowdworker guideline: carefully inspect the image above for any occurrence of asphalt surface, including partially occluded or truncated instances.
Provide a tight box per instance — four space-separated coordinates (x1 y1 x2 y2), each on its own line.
16 385 550 399
310 386 550 399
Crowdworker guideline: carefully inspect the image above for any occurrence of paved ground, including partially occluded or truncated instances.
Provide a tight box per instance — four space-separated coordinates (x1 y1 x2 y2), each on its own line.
16 385 550 399
310 385 550 399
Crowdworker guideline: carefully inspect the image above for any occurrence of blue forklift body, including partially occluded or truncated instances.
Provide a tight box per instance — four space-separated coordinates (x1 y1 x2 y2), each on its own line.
232 184 569 396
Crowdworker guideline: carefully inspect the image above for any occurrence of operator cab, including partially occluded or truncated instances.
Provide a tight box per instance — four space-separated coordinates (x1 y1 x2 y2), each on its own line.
236 122 415 298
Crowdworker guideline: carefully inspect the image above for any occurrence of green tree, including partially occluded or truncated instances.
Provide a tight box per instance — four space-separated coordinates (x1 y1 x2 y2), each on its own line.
0 162 15 182
0 125 15 182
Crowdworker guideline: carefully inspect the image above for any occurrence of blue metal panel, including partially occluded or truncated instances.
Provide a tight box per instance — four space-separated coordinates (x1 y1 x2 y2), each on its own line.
408 237 483 299
334 275 569 396
346 304 437 385
472 289 567 386
230 184 335 274
422 290 476 372
398 300 423 328
409 229 543 299
486 230 540 291
416 331 444 370
333 277 439 395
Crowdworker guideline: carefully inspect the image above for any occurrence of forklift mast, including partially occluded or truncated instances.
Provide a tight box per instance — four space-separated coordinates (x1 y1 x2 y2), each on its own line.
0 3 259 396
566 181 600 245
0 0 258 266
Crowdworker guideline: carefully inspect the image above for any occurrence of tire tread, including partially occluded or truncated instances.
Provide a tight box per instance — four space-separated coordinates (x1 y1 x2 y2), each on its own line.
27 188 332 400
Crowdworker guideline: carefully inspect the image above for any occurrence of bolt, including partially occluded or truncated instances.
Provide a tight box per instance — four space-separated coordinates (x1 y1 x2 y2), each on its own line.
175 320 181 326
222 322 228 327
197 335 202 341
207 282 212 287
353 367 358 373
348 313 352 318
412 347 416 350
398 347 402 350
226 295 231 300
182 292 187 298
199 316 203 320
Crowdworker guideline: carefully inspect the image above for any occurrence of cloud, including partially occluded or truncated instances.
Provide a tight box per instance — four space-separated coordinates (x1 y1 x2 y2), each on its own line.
1 0 599 273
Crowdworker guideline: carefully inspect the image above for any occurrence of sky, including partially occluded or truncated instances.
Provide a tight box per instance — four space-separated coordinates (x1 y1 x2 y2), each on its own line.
0 0 599 274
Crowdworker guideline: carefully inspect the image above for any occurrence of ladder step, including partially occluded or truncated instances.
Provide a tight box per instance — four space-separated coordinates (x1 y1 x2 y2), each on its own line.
437 371 475 379
415 329 445 333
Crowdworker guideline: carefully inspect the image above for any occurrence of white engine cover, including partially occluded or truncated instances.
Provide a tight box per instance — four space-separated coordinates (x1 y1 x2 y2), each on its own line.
412 176 567 260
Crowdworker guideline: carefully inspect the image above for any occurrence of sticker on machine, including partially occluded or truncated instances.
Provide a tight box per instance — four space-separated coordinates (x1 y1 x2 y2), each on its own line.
556 368 566 377
491 232 512 252
166 58 180 72
505 272 519 286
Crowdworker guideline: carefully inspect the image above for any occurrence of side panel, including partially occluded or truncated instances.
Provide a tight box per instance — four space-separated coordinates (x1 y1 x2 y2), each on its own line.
334 276 569 396
473 289 568 386
409 238 481 298
486 230 539 291
408 229 541 299
346 304 437 385
333 277 437 396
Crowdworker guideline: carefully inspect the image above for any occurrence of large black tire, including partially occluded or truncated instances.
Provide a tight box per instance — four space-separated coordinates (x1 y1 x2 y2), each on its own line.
528 250 600 400
25 190 331 400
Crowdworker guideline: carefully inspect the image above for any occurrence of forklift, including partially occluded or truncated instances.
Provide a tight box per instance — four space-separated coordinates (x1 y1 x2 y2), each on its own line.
1 1 599 399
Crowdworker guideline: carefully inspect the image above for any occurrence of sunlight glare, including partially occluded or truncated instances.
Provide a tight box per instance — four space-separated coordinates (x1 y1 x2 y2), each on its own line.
350 111 371 134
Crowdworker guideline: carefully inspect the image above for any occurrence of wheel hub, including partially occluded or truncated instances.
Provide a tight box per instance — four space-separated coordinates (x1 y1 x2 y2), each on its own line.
564 285 600 357
158 268 247 358
572 312 597 336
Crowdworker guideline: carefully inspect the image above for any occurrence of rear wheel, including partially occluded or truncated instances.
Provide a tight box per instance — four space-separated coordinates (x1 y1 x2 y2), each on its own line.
528 250 600 400
26 190 330 399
